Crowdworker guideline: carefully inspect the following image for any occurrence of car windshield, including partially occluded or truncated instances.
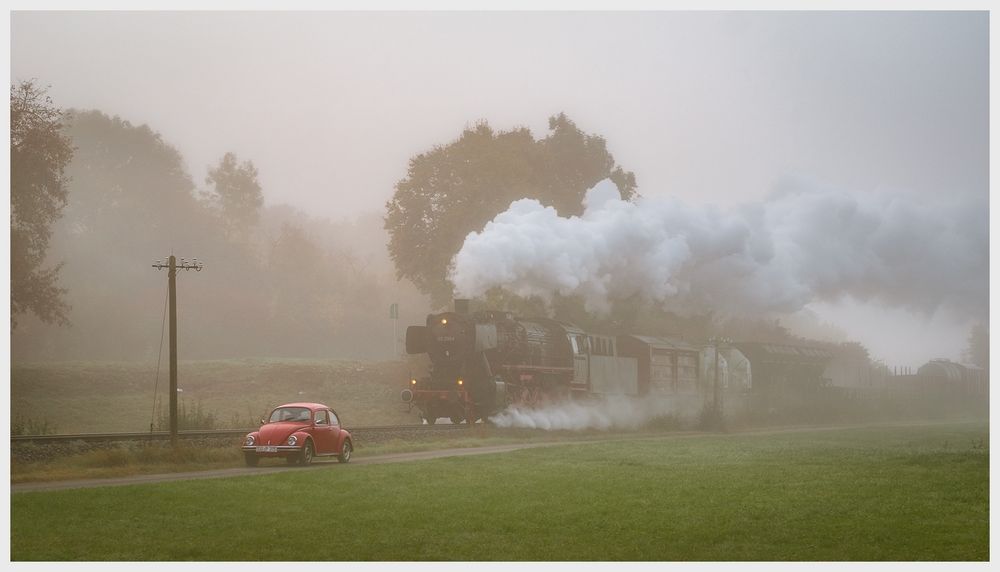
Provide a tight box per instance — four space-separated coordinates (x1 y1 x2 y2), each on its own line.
269 407 311 423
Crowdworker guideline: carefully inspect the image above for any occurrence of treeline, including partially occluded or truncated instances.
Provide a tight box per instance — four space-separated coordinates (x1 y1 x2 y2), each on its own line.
12 109 428 361
15 89 928 365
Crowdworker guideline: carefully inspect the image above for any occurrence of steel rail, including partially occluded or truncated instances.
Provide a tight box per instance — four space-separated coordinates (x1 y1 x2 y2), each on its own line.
11 424 470 445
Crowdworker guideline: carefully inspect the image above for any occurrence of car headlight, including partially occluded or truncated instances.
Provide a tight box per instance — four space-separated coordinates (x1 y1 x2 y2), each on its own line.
287 435 298 446
245 435 255 446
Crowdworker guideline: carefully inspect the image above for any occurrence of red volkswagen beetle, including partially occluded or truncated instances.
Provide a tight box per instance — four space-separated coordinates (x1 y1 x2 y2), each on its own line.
242 402 353 467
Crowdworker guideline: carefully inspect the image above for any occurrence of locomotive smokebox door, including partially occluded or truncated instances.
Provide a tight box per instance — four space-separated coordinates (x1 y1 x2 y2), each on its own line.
475 324 498 352
406 326 428 354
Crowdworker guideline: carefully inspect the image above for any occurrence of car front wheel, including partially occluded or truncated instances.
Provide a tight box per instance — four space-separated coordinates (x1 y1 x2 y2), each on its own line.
299 441 314 465
338 440 352 463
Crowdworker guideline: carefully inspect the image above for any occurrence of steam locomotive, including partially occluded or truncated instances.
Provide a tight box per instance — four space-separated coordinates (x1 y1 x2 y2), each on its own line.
400 299 594 424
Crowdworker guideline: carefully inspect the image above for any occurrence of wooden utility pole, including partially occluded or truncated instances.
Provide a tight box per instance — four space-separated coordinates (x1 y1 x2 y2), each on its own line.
152 255 203 447
390 302 399 357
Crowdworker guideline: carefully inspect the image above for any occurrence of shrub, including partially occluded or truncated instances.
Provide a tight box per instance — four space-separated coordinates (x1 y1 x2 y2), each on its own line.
11 414 57 436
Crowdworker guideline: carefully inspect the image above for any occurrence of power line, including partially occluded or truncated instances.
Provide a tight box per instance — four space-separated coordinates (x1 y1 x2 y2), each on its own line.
149 286 169 434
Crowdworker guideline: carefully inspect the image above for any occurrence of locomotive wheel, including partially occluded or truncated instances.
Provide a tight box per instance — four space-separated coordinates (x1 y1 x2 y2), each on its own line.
450 416 464 424
425 416 437 425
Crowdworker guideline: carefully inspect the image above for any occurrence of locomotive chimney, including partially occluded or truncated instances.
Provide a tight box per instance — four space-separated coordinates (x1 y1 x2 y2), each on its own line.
454 298 470 315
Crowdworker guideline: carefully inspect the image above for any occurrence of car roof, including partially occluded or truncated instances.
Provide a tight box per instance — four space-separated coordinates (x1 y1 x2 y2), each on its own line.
273 402 330 410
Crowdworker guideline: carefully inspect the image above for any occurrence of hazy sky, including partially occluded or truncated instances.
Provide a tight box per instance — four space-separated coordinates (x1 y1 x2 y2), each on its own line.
10 11 989 365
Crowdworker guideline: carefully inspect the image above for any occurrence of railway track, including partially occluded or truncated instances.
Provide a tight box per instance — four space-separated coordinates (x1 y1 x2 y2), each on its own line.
11 423 471 446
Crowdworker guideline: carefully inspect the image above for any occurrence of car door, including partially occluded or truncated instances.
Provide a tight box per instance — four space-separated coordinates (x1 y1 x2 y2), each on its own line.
312 409 335 454
329 410 347 453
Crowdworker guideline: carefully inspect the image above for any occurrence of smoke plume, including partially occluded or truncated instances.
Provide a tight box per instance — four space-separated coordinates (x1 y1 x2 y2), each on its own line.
450 179 987 318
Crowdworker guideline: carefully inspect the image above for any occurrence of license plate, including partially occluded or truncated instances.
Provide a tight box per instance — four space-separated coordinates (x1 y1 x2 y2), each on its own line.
256 446 278 453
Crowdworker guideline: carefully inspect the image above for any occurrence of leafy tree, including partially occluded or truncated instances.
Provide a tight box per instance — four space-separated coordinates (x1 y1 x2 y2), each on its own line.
204 152 263 239
59 109 200 243
10 109 210 359
834 341 870 360
964 323 988 370
10 81 74 330
385 113 637 307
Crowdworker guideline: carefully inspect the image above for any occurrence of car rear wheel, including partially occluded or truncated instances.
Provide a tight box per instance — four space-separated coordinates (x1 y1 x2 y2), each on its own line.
244 452 259 467
338 440 352 463
299 441 314 465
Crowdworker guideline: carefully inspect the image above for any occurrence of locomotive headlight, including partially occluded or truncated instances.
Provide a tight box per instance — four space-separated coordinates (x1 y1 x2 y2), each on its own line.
245 435 255 446
441 318 448 325
287 435 298 446
457 379 464 386
411 379 417 385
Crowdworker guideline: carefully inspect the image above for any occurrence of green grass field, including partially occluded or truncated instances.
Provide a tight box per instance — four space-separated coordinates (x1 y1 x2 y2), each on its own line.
11 422 987 561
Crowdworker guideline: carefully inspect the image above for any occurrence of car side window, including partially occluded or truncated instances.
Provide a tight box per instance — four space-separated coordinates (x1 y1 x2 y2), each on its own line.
329 411 340 426
315 410 328 425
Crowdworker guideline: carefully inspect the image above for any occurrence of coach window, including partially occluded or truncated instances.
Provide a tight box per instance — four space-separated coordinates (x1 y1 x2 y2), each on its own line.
315 410 328 425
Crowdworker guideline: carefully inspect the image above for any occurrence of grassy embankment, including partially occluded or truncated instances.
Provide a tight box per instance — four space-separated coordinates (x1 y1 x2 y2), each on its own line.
11 358 424 434
11 422 988 561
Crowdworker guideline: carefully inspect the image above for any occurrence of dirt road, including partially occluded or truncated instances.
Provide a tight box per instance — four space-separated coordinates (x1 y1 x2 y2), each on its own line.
10 442 556 494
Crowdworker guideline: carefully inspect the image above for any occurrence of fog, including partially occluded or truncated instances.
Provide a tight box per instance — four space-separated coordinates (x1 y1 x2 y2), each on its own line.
10 11 988 366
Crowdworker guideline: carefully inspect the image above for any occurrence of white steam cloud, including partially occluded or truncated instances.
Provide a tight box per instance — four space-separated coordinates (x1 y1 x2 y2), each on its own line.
451 179 987 318
489 396 696 431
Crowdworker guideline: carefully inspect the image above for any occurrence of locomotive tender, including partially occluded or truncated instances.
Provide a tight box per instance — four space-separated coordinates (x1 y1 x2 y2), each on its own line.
401 299 639 424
